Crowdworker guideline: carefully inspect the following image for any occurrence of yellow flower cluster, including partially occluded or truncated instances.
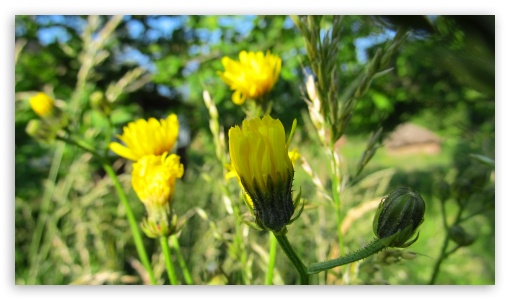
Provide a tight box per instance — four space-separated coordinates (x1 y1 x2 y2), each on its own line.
219 50 281 105
109 114 183 238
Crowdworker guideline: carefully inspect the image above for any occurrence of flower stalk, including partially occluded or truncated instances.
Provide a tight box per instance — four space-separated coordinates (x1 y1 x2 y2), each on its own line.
273 231 309 285
308 238 386 274
102 162 157 285
160 236 178 285
308 187 425 276
171 235 193 284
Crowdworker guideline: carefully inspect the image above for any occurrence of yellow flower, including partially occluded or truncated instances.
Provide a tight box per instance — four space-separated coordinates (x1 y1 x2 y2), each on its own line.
109 114 179 161
228 115 295 232
219 50 281 105
131 153 184 207
29 92 55 118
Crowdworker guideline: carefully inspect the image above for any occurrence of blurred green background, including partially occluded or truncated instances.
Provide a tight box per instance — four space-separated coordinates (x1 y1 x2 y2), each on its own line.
14 15 495 285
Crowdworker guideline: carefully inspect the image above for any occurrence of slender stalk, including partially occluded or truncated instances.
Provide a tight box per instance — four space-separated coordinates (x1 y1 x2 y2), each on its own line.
307 238 385 274
160 236 178 285
428 233 450 284
103 163 157 285
171 235 193 284
27 141 65 284
273 232 309 285
429 201 466 284
265 232 278 285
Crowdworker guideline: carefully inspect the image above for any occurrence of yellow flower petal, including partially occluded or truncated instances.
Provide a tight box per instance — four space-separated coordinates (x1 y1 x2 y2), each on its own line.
108 142 138 161
109 114 179 161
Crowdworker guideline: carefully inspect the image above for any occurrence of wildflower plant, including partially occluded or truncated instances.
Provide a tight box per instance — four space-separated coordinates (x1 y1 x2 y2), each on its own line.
108 114 192 284
131 153 184 238
21 15 193 286
228 115 302 233
228 115 308 283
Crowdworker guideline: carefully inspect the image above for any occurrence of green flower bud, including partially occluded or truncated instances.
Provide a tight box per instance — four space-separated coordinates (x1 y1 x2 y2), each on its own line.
90 91 112 116
436 180 450 202
373 187 426 248
448 225 476 247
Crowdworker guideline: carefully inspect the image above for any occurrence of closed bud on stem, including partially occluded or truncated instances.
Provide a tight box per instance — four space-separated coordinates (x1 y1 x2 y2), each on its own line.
90 91 112 116
26 119 57 143
141 203 178 238
448 225 476 247
436 180 450 202
373 187 426 248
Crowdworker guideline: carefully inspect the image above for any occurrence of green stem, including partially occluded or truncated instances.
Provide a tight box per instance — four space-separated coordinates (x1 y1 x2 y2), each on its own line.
160 236 178 285
104 115 114 157
329 144 344 256
103 163 157 285
273 232 309 285
428 233 450 285
308 238 386 274
171 235 193 284
265 232 278 285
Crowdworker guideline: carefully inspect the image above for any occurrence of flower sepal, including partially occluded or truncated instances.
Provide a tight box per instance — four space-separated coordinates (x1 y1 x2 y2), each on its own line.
141 205 179 239
378 224 421 248
287 187 305 225
238 213 264 232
